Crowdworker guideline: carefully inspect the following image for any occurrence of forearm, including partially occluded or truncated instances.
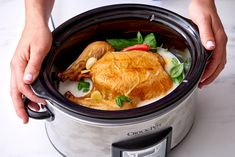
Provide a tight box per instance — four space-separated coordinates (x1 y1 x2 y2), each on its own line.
25 0 54 28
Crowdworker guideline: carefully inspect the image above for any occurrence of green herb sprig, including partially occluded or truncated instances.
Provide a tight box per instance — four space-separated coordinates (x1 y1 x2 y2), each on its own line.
77 79 90 92
143 33 157 49
115 95 131 107
170 58 185 84
106 32 157 51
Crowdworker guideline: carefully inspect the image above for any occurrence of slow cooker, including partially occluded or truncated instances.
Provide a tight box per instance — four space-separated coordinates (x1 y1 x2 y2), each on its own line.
24 4 211 157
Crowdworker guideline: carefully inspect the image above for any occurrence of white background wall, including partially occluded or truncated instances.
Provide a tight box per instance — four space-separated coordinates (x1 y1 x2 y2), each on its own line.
0 0 235 156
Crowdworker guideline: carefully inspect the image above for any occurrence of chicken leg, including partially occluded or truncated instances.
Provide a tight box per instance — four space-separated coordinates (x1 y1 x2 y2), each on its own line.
58 41 114 81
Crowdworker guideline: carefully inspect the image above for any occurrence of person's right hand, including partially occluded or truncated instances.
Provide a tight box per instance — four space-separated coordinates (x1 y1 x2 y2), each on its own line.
10 23 52 124
189 0 227 88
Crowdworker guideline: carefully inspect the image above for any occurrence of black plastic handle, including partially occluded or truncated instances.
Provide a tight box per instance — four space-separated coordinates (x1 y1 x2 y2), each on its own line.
204 49 213 61
23 97 54 121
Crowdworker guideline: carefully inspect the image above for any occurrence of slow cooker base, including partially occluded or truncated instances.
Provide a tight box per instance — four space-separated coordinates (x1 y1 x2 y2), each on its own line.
45 124 66 157
45 121 195 157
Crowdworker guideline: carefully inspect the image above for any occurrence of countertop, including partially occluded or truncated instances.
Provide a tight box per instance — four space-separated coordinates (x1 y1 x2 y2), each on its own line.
0 0 235 157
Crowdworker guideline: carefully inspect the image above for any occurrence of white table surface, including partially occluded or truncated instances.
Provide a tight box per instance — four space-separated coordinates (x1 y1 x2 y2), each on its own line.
0 0 235 157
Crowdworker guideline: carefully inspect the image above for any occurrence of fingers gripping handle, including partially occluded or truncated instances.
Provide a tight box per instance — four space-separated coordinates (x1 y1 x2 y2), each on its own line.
184 17 213 62
23 97 54 121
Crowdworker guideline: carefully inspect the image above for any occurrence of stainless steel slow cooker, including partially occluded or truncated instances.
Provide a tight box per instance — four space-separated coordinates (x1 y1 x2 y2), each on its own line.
25 4 211 157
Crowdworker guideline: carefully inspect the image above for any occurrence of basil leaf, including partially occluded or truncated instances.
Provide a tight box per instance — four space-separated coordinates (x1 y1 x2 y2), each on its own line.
77 79 90 92
171 58 179 66
184 60 190 71
173 73 184 84
143 33 157 48
77 80 84 90
170 63 184 78
115 95 131 107
106 38 139 51
82 88 90 92
119 95 131 102
107 32 157 50
137 32 143 44
115 97 123 107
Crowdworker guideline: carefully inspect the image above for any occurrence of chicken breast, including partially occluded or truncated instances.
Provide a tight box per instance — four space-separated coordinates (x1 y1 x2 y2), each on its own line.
90 50 173 101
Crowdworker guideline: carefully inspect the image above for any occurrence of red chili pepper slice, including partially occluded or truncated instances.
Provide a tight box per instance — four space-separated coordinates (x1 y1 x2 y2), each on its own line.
122 44 151 52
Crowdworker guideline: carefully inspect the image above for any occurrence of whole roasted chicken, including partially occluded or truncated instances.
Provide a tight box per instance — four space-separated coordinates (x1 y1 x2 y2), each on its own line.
58 41 173 110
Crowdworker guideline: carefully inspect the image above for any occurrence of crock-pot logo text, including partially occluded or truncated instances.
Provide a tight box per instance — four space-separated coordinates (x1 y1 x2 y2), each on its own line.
127 123 162 136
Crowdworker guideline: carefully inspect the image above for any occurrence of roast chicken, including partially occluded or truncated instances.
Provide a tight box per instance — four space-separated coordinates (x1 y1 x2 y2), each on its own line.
59 41 173 110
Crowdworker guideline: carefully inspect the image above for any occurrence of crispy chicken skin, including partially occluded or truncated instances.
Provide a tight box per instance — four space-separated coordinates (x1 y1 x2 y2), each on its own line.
60 42 173 110
90 50 173 101
58 41 114 81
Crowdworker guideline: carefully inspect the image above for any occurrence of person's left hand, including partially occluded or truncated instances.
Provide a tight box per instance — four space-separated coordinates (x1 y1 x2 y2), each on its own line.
189 0 227 88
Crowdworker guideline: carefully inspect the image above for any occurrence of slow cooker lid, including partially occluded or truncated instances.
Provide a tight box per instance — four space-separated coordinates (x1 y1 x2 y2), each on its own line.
32 4 207 121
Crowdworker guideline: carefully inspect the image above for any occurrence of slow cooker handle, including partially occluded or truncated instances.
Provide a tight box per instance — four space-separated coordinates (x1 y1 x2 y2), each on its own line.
23 97 54 121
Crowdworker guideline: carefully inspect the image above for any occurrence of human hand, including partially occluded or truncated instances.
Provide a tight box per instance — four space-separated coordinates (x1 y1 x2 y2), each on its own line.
10 24 52 124
189 0 227 88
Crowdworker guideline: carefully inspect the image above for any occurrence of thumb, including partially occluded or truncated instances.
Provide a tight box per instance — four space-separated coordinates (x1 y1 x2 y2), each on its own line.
195 16 216 50
23 51 45 84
